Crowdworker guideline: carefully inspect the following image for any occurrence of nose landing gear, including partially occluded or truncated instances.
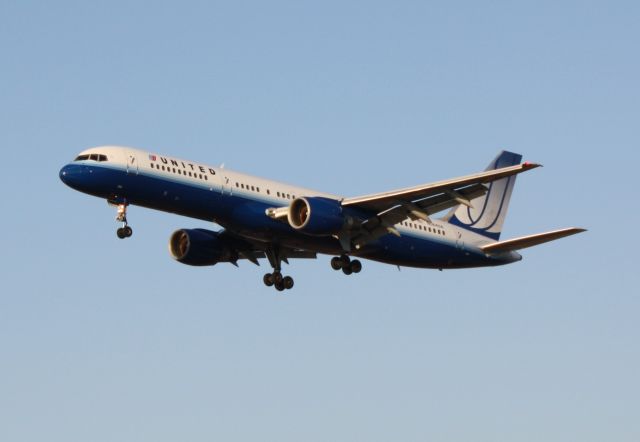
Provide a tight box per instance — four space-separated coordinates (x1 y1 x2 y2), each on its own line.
115 203 133 239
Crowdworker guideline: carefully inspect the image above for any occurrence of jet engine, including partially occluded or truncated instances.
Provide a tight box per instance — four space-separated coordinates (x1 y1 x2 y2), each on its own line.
287 197 346 235
169 229 231 266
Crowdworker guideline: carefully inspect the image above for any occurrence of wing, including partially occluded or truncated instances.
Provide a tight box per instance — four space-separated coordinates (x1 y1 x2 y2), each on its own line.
343 162 539 211
343 162 540 248
217 230 316 266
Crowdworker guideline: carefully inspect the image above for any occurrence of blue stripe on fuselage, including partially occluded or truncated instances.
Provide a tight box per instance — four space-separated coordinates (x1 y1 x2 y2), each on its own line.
60 162 511 269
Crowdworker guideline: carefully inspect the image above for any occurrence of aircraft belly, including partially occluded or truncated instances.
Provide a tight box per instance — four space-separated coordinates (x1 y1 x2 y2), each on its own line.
361 234 498 269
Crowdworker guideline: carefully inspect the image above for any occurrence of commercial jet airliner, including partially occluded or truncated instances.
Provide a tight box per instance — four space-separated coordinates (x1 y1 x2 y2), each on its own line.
60 147 585 291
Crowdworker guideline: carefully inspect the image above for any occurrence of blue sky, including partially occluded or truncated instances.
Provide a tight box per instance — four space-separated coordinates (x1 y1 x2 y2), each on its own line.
1 1 638 441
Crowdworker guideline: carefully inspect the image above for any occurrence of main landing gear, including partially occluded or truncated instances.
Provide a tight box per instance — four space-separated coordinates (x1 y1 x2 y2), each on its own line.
263 247 294 292
263 272 294 291
115 203 133 239
331 254 362 275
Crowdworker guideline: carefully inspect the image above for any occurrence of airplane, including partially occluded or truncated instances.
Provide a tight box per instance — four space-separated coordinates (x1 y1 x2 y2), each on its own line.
59 147 585 291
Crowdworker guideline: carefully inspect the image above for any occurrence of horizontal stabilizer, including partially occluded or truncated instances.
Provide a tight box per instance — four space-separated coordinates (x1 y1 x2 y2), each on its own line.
480 227 586 254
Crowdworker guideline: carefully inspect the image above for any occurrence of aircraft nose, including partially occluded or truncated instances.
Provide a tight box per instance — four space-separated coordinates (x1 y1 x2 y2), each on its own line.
59 164 72 183
59 163 86 188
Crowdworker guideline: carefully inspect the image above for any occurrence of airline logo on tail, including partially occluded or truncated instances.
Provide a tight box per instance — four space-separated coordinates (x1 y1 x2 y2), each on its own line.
448 151 522 240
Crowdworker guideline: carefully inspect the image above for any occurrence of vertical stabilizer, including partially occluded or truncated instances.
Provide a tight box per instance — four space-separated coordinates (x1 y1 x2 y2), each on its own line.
446 151 522 240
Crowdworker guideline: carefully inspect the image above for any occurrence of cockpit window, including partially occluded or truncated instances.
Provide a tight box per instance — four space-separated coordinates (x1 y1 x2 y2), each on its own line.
74 154 108 162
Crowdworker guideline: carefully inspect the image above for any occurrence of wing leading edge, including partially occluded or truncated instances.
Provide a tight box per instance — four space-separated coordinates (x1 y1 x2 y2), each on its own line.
342 161 541 212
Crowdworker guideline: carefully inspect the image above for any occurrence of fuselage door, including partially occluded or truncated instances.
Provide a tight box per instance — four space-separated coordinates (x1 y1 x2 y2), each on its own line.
221 175 233 196
126 151 139 175
456 231 465 250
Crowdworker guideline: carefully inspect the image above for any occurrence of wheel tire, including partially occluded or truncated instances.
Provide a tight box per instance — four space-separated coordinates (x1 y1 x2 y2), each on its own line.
350 259 362 273
331 257 343 270
283 276 294 290
340 254 351 267
342 266 353 275
116 228 126 239
124 226 133 237
275 281 285 292
263 273 274 287
273 272 283 284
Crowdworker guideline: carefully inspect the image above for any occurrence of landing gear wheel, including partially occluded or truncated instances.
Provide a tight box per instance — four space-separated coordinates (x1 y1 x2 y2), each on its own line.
350 259 362 273
265 247 296 291
342 266 353 275
331 257 343 271
113 202 133 239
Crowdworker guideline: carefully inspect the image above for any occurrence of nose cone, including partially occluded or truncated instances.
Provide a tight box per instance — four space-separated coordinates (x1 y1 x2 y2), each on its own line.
59 164 73 184
59 164 69 183
59 163 87 190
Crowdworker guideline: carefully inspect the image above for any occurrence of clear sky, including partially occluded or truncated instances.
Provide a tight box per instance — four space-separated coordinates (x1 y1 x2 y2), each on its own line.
1 1 638 441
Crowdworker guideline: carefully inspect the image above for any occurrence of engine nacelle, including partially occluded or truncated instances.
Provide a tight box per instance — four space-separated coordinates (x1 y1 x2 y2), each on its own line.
169 229 231 266
288 197 345 235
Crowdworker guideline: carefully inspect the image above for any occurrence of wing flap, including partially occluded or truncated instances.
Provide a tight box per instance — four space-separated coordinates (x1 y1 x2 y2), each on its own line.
217 230 317 265
349 183 488 248
480 228 586 254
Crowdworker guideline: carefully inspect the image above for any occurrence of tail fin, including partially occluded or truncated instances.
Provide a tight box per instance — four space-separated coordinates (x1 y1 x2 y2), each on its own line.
445 151 522 240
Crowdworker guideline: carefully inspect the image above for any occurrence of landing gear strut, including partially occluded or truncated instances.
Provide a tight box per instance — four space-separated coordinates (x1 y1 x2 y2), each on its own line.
264 247 294 291
331 254 362 275
115 203 133 239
